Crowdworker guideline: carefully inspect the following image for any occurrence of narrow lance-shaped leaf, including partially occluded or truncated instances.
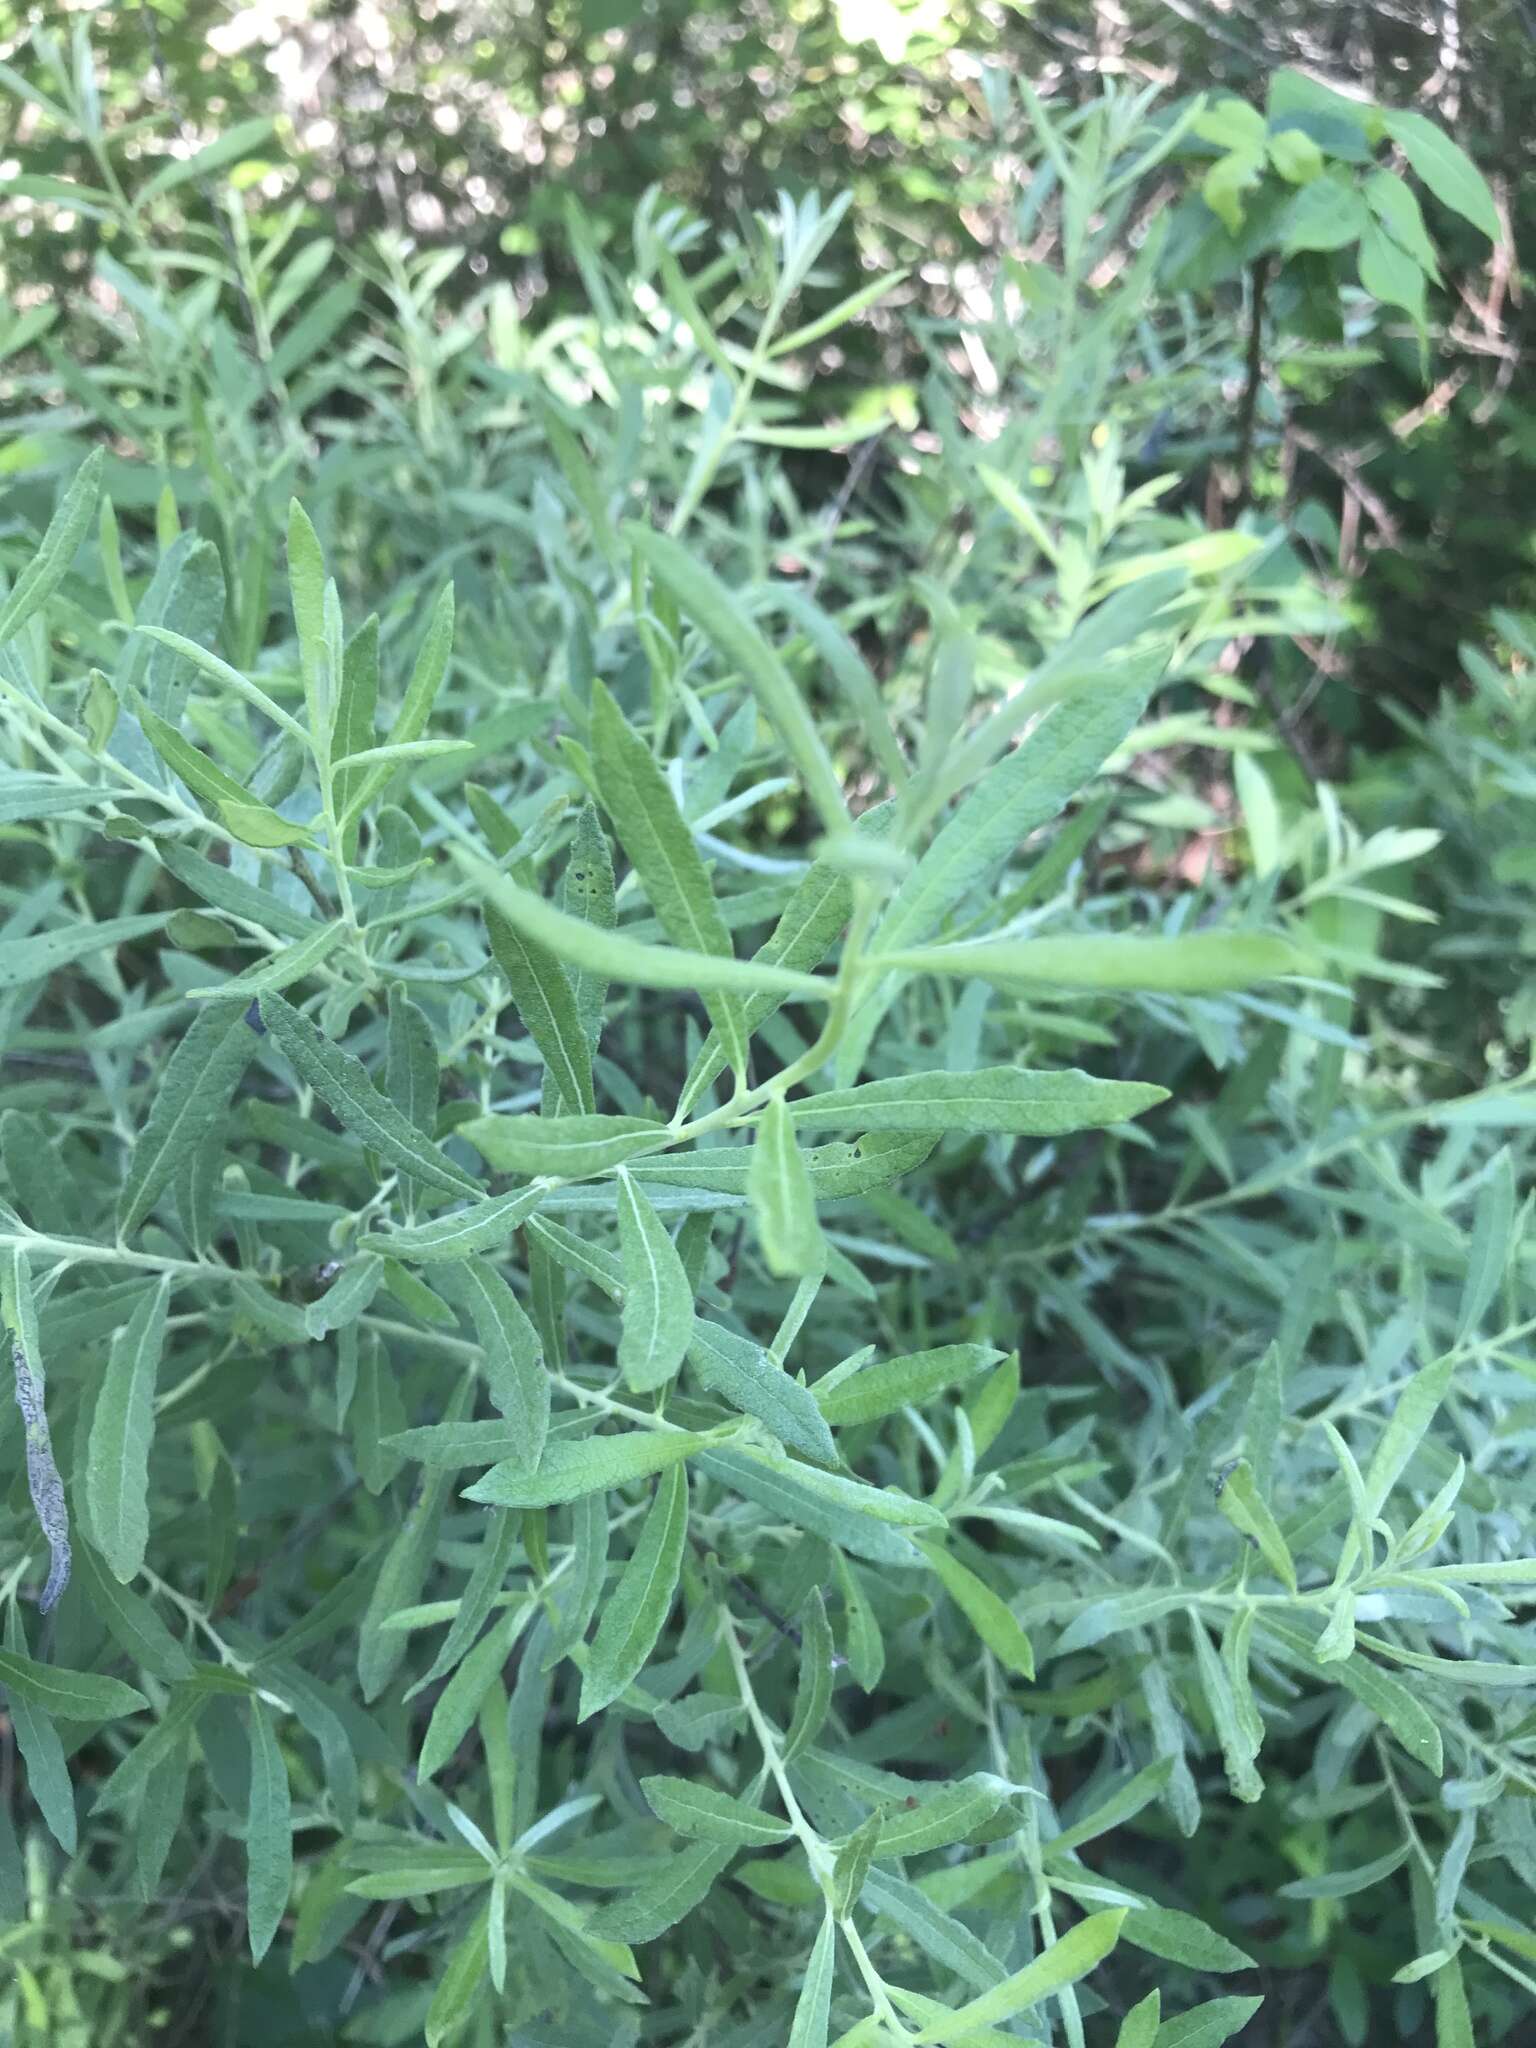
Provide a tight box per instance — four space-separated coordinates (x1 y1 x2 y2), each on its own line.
688 1319 836 1463
589 680 750 1077
461 1112 667 1179
791 1067 1168 1135
119 1002 256 1233
464 1429 709 1508
449 846 830 1000
782 1589 834 1765
907 1909 1127 2044
788 1910 838 2048
0 912 173 995
360 1185 545 1264
562 799 616 1056
444 1256 548 1470
1457 1148 1514 1341
1190 1612 1263 1803
579 1462 688 1719
136 699 315 848
877 930 1311 995
641 1774 793 1847
873 1776 1008 1859
488 905 595 1114
624 524 849 836
1213 1458 1297 1594
915 1538 1034 1679
2 1611 76 1855
837 672 1157 1078
587 1842 736 1943
0 1646 147 1720
748 1094 825 1278
617 1170 695 1392
246 1697 293 1964
260 991 478 1196
0 447 103 647
85 1273 171 1583
816 1343 1001 1427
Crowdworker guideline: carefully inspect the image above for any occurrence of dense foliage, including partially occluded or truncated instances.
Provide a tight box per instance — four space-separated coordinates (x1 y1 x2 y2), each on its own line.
1 18 1534 2048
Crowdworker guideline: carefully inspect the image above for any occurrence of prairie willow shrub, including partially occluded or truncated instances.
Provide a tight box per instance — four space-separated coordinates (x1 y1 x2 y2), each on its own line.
0 465 1532 2047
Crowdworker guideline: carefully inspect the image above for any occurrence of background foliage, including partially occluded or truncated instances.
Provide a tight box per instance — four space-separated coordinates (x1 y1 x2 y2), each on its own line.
0 6 1533 2047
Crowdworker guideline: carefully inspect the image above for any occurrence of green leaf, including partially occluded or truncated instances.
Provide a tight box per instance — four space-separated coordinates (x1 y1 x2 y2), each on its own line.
424 1426 709 1495
624 524 848 835
861 1866 1003 1991
444 1257 547 1464
1261 1618 1443 1772
137 699 313 846
118 1001 255 1232
688 1319 836 1462
1363 1354 1455 1521
461 1111 667 1179
1281 171 1369 254
0 912 171 993
863 672 1155 1005
186 918 348 1003
616 1171 695 1391
1203 148 1264 234
358 1379 467 1700
487 905 595 1114
156 840 318 940
419 1611 520 1780
1365 169 1441 277
815 1344 1001 1426
1190 1613 1262 1803
792 1067 1167 1135
587 1843 735 1942
832 1813 882 1918
425 1906 489 2048
909 1910 1126 2043
788 1912 838 2048
874 1776 1007 1858
0 448 102 648
3 1615 75 1853
1153 1996 1264 2048
579 1462 688 1718
915 1538 1034 1677
589 680 750 1076
783 1589 835 1765
1117 1991 1161 2048
748 1094 825 1277
1123 1905 1254 1973
1046 1758 1175 1858
84 1274 170 1582
699 1448 927 1569
0 1650 147 1720
74 1543 194 1683
1382 109 1500 240
260 991 478 1195
777 587 908 788
1431 1955 1474 2048
879 931 1309 994
641 1774 792 1846
1458 1148 1514 1340
1214 1458 1297 1593
1278 1842 1410 1899
246 1698 292 1964
1358 221 1428 337
361 1185 543 1263
450 846 829 1001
